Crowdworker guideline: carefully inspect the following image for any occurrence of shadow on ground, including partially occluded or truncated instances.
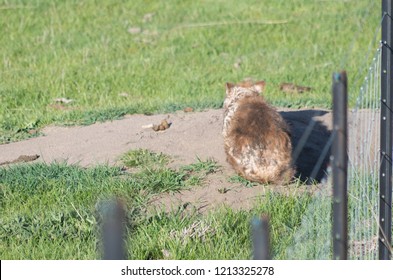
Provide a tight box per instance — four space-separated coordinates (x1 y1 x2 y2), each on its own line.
281 110 331 183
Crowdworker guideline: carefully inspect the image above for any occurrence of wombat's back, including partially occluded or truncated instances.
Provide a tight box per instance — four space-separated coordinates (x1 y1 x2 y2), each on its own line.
223 82 294 184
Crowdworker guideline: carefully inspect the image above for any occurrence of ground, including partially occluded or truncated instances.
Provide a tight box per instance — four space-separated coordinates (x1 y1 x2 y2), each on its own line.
0 108 332 212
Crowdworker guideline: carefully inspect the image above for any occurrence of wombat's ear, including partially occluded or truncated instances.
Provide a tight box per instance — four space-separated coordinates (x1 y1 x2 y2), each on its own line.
226 82 234 90
253 81 266 93
225 82 235 94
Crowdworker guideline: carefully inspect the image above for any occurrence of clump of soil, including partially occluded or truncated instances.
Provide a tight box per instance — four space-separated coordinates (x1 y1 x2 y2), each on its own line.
280 83 312 94
153 119 171 131
0 154 40 166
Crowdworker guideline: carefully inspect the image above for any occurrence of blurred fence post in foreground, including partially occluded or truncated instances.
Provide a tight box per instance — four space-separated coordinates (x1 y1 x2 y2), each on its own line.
332 71 348 260
252 215 270 260
98 199 127 260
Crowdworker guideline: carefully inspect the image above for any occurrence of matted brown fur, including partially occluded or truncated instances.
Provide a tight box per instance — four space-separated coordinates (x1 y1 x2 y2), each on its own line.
223 81 295 184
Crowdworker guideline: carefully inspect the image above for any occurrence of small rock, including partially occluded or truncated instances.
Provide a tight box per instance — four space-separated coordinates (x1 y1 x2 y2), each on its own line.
143 13 154 22
142 30 158 36
128 27 141 34
54 97 74 104
119 92 129 97
152 124 160 131
162 249 171 259
161 119 170 129
234 62 241 69
157 124 165 130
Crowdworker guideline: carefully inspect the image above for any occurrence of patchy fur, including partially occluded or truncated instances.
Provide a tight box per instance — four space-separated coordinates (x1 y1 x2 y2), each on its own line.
223 81 294 184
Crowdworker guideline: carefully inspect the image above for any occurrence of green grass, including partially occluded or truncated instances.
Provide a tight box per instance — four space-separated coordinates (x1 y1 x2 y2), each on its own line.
0 0 380 143
285 189 333 259
0 151 205 259
0 154 312 259
121 149 170 169
179 157 220 175
228 175 259 188
130 192 312 260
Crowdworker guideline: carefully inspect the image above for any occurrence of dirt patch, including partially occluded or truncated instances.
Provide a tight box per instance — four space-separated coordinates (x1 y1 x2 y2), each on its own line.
151 171 324 214
0 108 333 211
0 154 40 166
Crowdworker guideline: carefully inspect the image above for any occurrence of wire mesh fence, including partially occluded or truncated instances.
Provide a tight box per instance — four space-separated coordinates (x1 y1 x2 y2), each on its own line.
283 41 388 259
347 47 381 260
285 41 392 260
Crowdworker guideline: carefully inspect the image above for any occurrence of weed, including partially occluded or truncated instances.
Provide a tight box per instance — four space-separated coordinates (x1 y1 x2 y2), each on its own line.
180 157 220 175
121 149 170 169
228 175 259 188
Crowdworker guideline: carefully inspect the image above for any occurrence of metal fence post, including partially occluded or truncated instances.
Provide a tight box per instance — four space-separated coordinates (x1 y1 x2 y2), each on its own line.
379 0 393 260
252 215 270 260
99 199 127 260
332 71 348 260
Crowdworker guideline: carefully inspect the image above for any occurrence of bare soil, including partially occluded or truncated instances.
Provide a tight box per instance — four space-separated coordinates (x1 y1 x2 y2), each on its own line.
0 108 333 212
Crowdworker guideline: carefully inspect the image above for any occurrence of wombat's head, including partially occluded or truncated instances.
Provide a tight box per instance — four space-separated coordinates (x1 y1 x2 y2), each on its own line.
224 80 266 109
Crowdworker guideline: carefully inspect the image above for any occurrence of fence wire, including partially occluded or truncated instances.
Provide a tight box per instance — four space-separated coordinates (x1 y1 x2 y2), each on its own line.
347 46 381 260
285 45 384 260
